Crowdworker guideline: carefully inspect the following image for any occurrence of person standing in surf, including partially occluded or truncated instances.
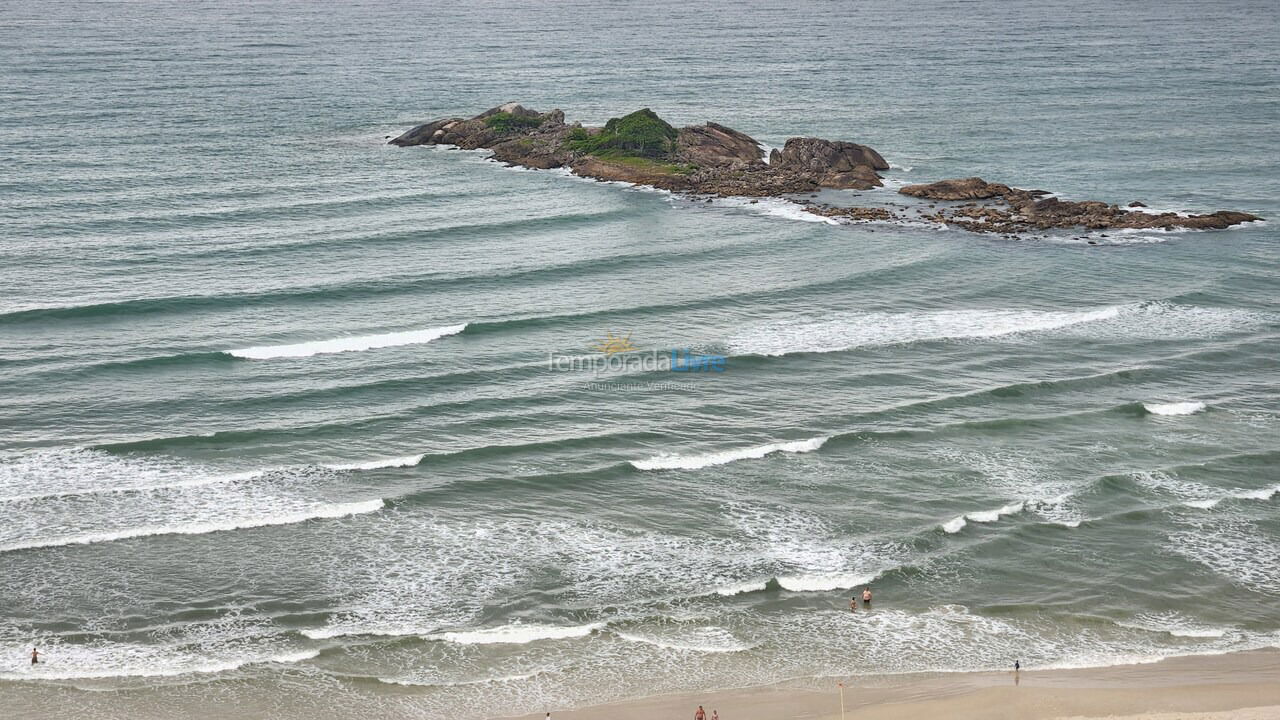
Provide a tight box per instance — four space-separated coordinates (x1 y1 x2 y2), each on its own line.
862 587 872 607
30 647 39 665
849 595 858 612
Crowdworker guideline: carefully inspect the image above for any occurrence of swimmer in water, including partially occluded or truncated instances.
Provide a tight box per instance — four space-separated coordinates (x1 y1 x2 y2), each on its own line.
862 587 872 607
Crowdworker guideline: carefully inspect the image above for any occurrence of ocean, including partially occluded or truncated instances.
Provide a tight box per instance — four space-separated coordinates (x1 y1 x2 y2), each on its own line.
1 0 1278 717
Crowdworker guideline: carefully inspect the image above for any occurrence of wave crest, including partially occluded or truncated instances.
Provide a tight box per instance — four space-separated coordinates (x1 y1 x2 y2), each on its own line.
227 323 466 359
631 436 828 471
941 501 1024 533
0 499 384 552
1144 401 1207 416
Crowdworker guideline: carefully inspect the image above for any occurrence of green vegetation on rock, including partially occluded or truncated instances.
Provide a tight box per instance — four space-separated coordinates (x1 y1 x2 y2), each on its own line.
566 109 677 159
484 112 543 134
592 151 696 175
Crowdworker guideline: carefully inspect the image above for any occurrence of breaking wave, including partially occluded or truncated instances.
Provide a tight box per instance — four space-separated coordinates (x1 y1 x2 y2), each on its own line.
630 436 828 471
730 306 1121 356
728 302 1267 357
0 499 385 552
1144 401 1207 416
434 622 605 646
323 454 425 471
226 323 466 359
940 501 1025 533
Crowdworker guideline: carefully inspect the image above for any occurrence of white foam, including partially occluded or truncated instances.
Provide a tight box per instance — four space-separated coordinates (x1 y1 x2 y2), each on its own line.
713 579 770 596
1170 516 1280 594
631 436 828 471
940 501 1023 532
435 622 604 646
0 632 319 681
300 623 434 640
1181 484 1280 510
776 571 875 592
732 302 1269 358
614 627 754 653
967 501 1025 523
712 196 839 224
0 448 263 504
377 671 542 687
1117 612 1232 640
730 306 1121 357
227 323 466 359
1144 401 1206 416
0 499 384 552
324 454 424 471
1235 485 1280 501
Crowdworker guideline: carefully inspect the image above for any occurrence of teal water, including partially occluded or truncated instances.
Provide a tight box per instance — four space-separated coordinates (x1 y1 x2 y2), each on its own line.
2 0 1279 717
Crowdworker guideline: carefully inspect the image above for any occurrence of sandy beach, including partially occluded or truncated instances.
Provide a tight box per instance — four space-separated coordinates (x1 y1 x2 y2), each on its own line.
512 650 1280 720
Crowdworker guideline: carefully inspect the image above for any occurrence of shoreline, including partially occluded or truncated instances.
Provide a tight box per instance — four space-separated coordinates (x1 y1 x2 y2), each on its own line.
509 649 1280 720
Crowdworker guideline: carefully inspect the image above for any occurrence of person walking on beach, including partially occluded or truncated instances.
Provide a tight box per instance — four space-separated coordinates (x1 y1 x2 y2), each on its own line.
30 648 39 665
695 705 707 720
712 711 719 720
862 587 872 607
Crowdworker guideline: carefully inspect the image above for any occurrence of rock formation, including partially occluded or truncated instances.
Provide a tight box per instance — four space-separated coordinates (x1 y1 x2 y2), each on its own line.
900 177 1260 232
390 104 1261 236
390 102 887 197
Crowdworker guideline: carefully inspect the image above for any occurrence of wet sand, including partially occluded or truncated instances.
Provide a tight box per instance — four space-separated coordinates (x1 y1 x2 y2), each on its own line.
510 649 1280 720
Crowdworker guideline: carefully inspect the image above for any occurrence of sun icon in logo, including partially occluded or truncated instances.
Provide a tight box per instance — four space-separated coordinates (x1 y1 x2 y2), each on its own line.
591 331 637 355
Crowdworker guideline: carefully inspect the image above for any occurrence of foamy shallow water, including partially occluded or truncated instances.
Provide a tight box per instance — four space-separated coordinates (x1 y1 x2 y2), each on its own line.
2 0 1279 717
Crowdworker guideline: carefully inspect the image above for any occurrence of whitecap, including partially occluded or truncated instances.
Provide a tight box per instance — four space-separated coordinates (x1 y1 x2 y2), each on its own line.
631 436 828 471
713 579 770 596
732 302 1268 358
1144 401 1206 416
0 498 384 552
730 306 1121 357
940 501 1023 532
0 448 263 504
967 501 1025 523
227 323 466 359
614 626 755 653
775 571 875 592
434 622 604 646
324 454 424 471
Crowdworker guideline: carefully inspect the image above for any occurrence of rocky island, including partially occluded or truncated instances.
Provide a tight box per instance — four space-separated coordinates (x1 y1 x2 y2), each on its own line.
390 103 1261 236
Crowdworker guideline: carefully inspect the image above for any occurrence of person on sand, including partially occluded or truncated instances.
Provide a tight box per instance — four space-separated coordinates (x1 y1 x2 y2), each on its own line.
30 648 39 665
712 711 719 720
862 587 872 607
695 705 706 720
